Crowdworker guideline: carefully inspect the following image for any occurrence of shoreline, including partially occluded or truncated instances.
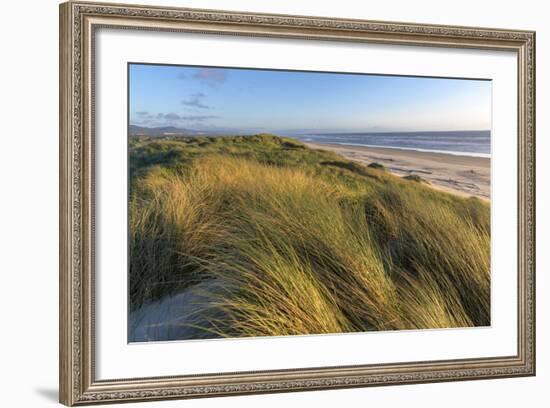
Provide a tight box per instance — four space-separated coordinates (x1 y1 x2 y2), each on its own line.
306 142 490 200
333 142 490 158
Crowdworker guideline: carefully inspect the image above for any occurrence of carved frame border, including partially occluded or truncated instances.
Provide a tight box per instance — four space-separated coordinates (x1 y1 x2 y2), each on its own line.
59 1 535 405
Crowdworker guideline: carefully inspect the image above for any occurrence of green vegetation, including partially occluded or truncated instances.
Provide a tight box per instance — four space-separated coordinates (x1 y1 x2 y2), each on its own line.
129 134 490 339
367 162 386 171
403 174 429 183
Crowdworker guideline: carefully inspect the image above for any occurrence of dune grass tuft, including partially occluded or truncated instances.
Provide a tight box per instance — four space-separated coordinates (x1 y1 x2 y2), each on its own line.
403 174 428 183
367 162 386 171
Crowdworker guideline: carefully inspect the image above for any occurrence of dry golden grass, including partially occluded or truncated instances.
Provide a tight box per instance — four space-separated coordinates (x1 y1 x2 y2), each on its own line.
129 136 490 338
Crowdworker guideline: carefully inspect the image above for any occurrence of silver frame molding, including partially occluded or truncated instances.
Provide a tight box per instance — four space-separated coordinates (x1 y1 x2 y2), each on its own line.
59 1 536 405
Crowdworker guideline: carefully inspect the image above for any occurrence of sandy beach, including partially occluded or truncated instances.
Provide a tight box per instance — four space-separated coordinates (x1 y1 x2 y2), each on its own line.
306 143 490 200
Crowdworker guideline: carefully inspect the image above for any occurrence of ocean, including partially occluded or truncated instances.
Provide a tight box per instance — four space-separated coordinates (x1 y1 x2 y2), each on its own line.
293 130 491 158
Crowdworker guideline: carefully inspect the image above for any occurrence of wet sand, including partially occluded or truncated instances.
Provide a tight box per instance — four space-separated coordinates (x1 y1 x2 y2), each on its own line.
307 143 490 200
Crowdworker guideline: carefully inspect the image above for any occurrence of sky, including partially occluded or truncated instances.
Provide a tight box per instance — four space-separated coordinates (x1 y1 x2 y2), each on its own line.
129 63 492 134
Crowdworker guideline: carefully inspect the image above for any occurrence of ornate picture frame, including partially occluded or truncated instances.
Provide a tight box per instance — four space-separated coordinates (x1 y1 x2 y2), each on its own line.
59 1 535 405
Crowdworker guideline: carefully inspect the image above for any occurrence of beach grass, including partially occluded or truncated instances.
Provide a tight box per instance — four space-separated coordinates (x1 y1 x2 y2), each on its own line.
129 134 490 338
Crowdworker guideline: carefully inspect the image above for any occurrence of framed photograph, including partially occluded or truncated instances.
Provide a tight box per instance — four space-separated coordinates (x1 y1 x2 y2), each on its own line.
59 1 536 405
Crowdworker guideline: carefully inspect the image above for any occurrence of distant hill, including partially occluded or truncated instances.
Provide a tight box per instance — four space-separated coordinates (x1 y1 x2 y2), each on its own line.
129 125 210 137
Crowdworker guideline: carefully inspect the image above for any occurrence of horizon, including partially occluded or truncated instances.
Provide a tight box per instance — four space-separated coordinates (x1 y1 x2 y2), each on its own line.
129 63 492 135
128 124 491 136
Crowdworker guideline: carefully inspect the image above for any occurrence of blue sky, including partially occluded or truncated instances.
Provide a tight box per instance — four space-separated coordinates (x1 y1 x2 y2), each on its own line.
129 63 491 134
